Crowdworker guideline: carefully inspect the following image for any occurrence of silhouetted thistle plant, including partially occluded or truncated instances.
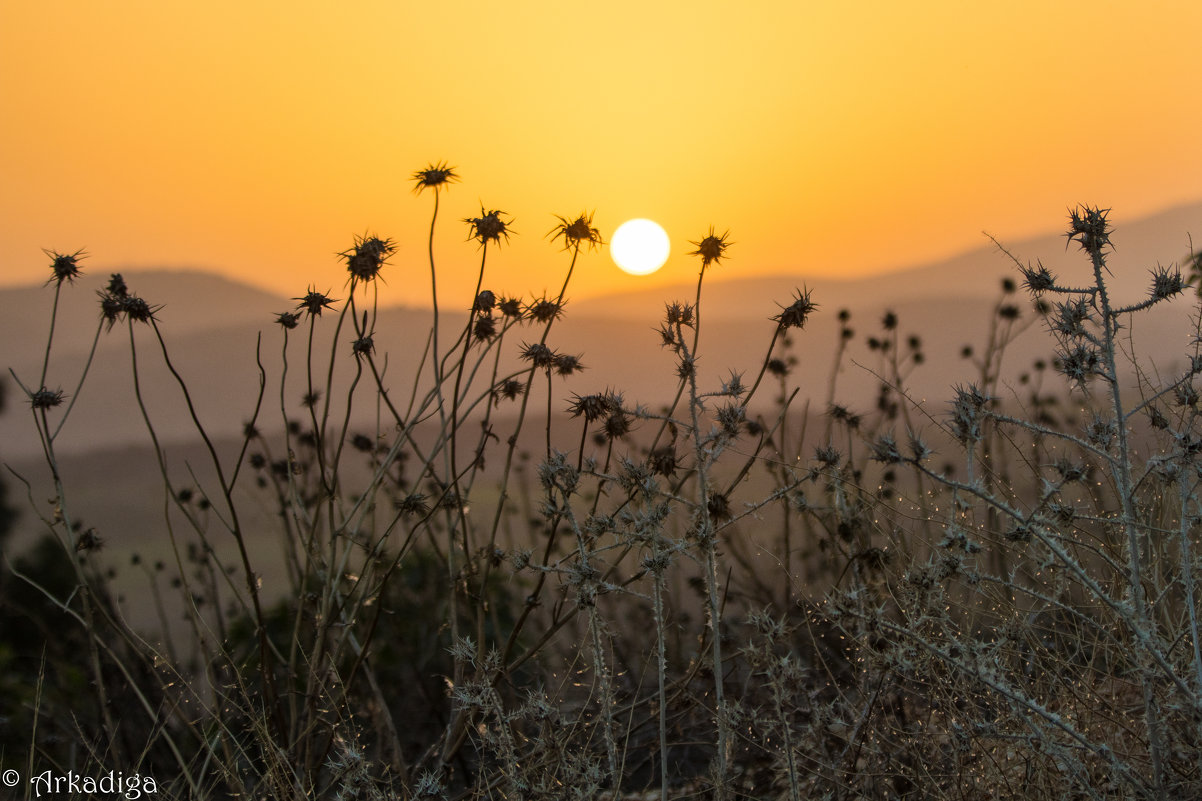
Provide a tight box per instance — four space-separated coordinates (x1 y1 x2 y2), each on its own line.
342 233 396 283
43 247 86 285
16 189 1202 800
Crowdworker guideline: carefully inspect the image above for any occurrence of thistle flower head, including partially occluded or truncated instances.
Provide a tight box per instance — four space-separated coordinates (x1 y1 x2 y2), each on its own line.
1066 205 1112 253
44 248 86 285
1059 344 1100 385
949 384 990 444
1150 264 1187 300
498 295 523 319
121 295 159 324
472 314 497 342
552 353 584 376
549 211 602 252
294 287 338 317
688 227 732 269
342 233 395 282
715 400 745 437
773 288 817 330
520 342 556 369
1019 261 1057 294
275 311 301 329
107 273 128 297
411 161 458 194
98 292 124 329
473 289 496 313
465 207 512 247
814 445 841 466
664 301 695 328
568 392 616 423
526 296 564 323
869 433 904 464
493 378 524 404
648 445 679 477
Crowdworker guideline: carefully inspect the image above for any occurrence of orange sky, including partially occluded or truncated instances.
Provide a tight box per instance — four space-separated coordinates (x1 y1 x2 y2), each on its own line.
2 1 1201 307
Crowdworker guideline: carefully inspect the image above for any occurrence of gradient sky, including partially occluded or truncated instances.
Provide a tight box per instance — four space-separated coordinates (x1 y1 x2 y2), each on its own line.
2 1 1201 307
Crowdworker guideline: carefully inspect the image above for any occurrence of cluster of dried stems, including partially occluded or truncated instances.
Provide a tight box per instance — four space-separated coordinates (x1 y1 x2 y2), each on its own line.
5 181 1202 800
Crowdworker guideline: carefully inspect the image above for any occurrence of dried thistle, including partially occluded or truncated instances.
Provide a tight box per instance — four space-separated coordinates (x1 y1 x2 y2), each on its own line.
549 211 602 251
294 287 338 317
773 288 817 330
412 161 458 194
465 207 512 247
44 248 86 285
342 233 395 282
688 227 732 269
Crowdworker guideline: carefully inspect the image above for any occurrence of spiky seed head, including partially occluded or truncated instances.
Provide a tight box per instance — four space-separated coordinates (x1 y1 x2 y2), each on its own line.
98 292 124 328
1150 264 1187 300
473 289 496 313
549 211 602 251
342 233 395 282
465 208 512 247
568 392 613 423
294 287 338 317
395 493 430 517
276 311 301 329
707 492 732 522
526 296 563 323
814 445 841 466
493 378 524 404
44 248 86 285
688 227 731 269
519 342 556 369
1020 262 1057 294
1059 344 1100 384
472 314 497 342
122 295 158 324
107 273 128 297
412 161 458 194
552 353 584 376
716 401 745 437
498 296 523 319
648 446 679 477
603 408 632 440
773 288 817 330
870 433 904 464
1066 205 1112 253
664 301 695 327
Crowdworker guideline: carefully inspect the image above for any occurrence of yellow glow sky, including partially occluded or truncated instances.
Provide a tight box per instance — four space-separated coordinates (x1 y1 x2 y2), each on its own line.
2 1 1201 307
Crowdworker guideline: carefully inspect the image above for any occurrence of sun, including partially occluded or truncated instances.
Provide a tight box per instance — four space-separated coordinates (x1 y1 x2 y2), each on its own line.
610 219 670 276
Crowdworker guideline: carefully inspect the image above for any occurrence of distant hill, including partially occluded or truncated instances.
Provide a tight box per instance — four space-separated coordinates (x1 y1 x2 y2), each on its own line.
570 200 1202 322
2 203 1199 460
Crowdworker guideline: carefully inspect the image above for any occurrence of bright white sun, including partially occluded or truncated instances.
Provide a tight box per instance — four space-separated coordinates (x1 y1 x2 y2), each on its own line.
611 219 670 276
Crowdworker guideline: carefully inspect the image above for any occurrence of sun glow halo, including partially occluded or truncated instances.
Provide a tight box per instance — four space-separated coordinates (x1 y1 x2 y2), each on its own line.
610 219 670 276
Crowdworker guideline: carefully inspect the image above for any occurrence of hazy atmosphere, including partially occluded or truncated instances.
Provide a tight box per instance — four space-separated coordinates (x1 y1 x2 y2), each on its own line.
3 1 1202 303
5 3 1202 800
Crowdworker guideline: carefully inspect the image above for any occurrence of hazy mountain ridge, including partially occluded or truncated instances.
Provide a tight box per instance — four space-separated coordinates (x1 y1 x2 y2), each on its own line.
2 202 1200 460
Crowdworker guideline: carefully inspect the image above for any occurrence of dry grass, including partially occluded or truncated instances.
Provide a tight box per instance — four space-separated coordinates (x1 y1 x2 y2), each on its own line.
3 194 1202 800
